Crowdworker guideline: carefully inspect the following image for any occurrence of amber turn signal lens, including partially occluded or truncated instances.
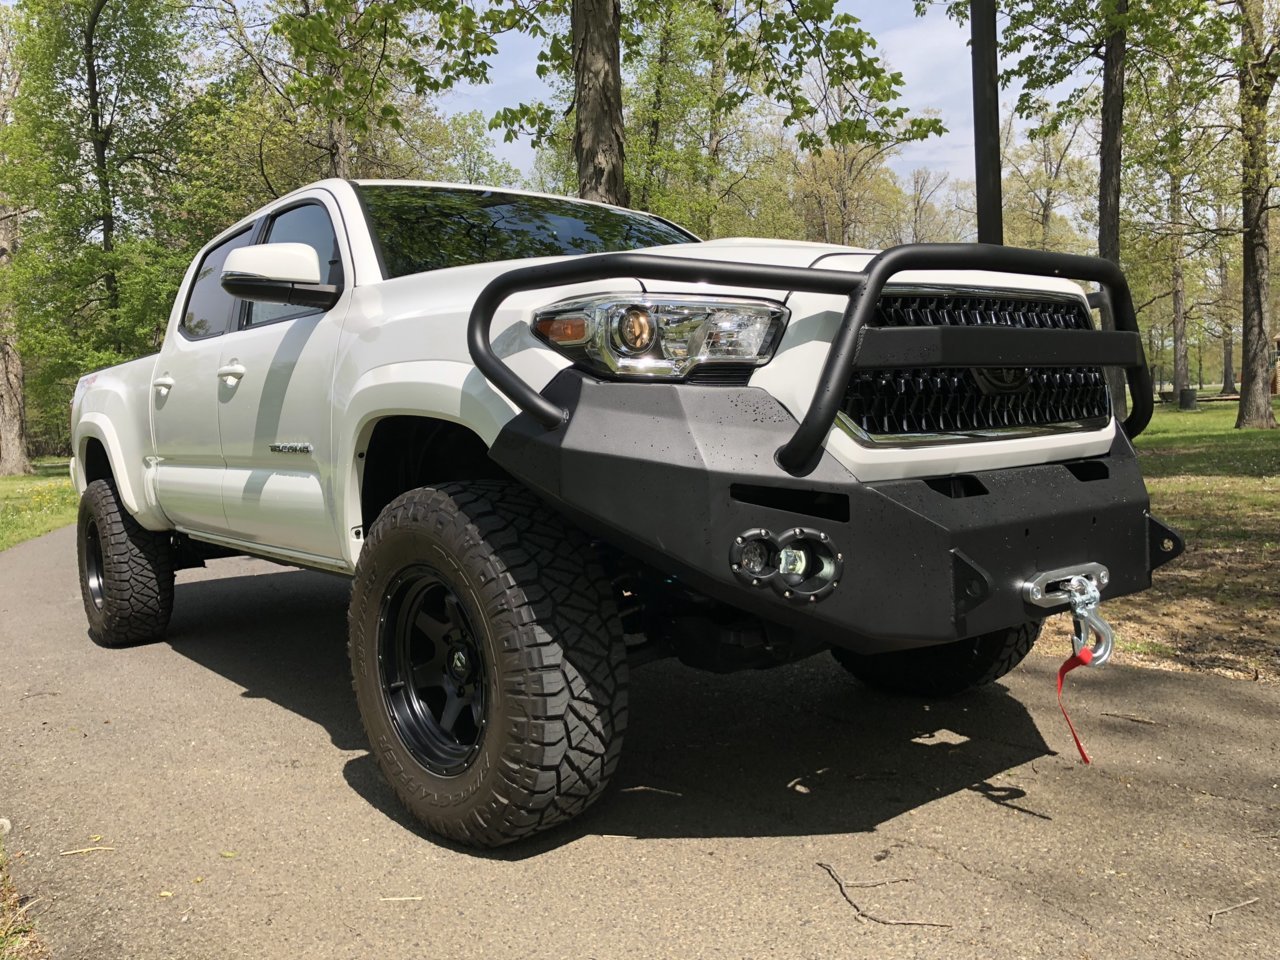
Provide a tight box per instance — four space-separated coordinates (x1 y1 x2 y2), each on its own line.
534 315 589 344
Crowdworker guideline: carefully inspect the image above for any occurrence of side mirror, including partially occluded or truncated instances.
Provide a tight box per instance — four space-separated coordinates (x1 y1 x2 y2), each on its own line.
221 243 341 310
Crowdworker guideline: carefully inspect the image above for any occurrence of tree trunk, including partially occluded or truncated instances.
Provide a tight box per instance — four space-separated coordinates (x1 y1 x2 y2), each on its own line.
1170 175 1189 395
0 208 30 475
83 0 119 313
0 334 31 475
698 0 732 237
1098 0 1129 419
328 114 351 179
1236 0 1278 428
1222 324 1236 394
572 0 628 206
637 11 675 211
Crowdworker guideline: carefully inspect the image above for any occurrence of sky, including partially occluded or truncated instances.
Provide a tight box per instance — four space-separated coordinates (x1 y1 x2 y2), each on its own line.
440 2 987 184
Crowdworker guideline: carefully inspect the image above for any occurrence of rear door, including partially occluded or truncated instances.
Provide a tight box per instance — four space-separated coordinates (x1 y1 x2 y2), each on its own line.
152 227 254 534
216 195 350 561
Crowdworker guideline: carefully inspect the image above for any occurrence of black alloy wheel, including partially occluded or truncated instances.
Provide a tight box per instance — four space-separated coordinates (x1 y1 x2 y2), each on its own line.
82 517 106 610
378 565 487 776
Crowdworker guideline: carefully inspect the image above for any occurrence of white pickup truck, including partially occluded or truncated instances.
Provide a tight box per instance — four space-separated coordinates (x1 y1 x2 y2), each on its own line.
70 178 1182 846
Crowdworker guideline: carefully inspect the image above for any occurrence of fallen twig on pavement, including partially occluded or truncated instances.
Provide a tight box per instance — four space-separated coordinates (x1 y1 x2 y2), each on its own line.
1100 712 1165 726
816 863 951 929
1208 897 1258 926
58 846 114 856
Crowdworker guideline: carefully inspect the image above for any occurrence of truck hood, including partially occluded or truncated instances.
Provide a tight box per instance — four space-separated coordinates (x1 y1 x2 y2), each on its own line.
630 237 1090 300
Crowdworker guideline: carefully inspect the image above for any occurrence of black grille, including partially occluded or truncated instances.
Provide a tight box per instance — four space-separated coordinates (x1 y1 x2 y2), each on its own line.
874 292 1093 330
843 292 1109 438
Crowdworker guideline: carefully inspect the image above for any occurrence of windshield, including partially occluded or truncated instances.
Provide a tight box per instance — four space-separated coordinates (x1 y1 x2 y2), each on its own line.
356 184 697 279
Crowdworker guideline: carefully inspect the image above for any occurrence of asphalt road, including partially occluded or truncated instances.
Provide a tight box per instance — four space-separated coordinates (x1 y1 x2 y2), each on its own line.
1 526 1277 960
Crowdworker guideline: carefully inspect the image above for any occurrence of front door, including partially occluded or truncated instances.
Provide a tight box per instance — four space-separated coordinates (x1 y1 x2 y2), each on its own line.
152 227 255 534
216 197 349 561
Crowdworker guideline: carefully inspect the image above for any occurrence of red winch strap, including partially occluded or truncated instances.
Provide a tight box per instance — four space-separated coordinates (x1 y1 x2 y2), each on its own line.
1056 646 1094 764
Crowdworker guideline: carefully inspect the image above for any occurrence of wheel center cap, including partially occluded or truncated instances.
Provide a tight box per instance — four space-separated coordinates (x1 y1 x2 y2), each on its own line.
448 647 471 680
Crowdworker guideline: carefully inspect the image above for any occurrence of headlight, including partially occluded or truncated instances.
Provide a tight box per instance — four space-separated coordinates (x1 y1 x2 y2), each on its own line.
532 294 788 379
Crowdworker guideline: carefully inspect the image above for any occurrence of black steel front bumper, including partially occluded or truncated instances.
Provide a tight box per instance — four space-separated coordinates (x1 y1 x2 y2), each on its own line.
491 371 1183 653
471 242 1180 653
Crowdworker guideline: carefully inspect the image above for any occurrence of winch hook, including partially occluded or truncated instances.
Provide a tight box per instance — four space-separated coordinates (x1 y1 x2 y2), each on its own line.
1065 575 1114 667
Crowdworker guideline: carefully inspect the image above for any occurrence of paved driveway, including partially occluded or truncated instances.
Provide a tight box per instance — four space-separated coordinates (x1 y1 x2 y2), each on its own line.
1 527 1276 959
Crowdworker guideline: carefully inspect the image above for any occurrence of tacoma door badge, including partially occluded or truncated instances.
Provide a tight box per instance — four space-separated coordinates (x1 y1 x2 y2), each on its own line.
269 442 314 454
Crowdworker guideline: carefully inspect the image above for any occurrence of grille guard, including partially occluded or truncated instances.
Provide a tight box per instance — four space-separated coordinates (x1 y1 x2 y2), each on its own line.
466 242 1153 475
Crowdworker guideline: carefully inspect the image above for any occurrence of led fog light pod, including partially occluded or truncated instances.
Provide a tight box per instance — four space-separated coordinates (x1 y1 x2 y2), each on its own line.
730 527 844 603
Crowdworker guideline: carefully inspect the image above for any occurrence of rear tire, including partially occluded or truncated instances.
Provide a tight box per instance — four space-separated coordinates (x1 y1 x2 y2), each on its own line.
348 481 628 848
832 622 1041 698
77 479 175 647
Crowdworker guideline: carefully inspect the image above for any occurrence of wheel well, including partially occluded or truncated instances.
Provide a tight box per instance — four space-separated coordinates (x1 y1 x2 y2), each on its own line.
83 438 113 484
360 417 509 530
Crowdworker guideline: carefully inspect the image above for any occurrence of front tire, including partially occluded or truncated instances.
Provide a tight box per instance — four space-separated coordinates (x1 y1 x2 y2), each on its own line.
76 479 175 647
348 481 628 848
832 622 1041 698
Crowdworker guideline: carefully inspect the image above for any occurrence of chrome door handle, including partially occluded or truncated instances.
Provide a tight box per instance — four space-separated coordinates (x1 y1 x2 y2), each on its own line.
216 362 246 384
153 376 175 396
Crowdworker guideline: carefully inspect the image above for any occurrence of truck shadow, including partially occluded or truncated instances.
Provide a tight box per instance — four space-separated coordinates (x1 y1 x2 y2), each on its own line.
168 567 1054 858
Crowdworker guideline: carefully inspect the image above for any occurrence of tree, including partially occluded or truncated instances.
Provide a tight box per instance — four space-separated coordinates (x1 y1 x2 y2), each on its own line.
1121 10 1236 404
1235 0 1279 428
923 0 1233 418
1 0 188 452
498 0 943 204
572 0 627 203
999 109 1092 252
0 3 31 475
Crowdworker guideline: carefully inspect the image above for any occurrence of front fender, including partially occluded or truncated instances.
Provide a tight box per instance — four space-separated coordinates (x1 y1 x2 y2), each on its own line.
333 359 540 566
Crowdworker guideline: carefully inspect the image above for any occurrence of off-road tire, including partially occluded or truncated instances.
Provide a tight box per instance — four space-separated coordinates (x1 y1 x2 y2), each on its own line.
76 478 175 647
348 481 628 848
832 622 1041 698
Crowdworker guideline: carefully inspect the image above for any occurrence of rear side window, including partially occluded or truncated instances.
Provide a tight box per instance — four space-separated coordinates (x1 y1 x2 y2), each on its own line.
245 203 343 328
180 229 253 339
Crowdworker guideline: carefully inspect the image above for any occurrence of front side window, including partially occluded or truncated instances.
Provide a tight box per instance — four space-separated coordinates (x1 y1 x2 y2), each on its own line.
356 184 697 279
180 229 253 339
245 203 343 328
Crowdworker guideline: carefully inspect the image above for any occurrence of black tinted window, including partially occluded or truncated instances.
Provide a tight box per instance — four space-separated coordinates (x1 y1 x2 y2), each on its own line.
181 229 253 339
357 185 696 279
246 203 343 327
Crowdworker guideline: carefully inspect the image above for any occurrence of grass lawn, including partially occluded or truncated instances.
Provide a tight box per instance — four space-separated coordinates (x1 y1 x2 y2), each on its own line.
1040 397 1280 681
0 459 76 553
0 840 42 960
